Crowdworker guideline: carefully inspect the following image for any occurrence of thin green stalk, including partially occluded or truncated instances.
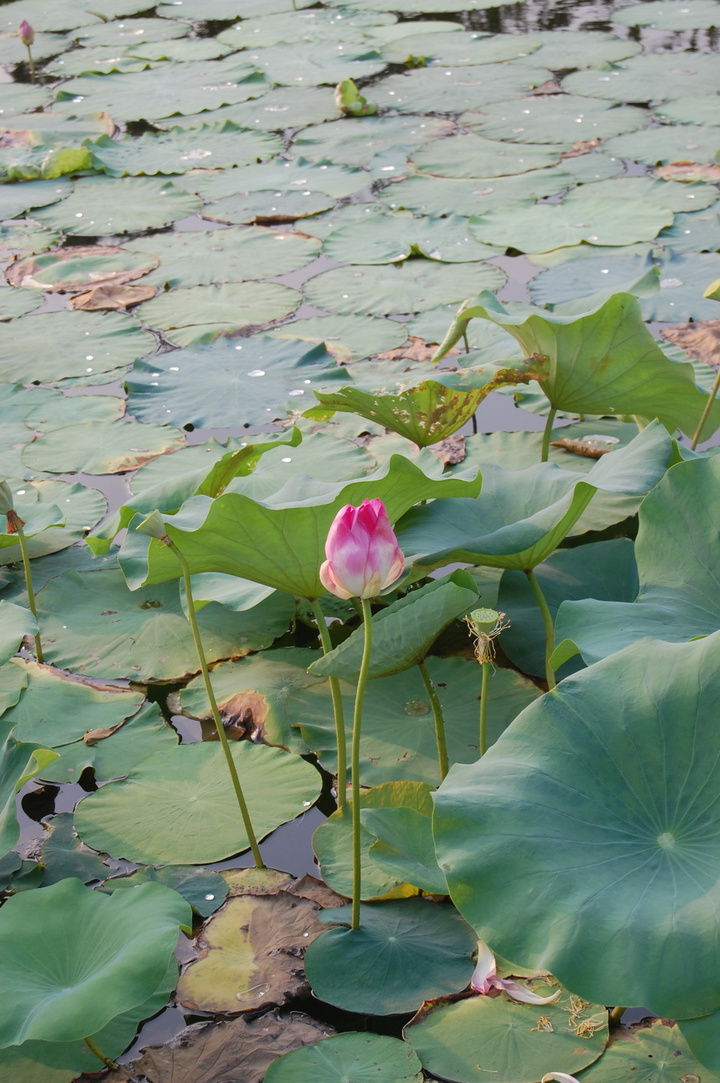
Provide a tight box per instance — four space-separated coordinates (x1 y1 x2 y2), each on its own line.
631 414 647 432
351 598 374 931
691 368 720 450
479 660 490 756
540 407 557 463
311 598 347 809
13 517 43 663
84 1036 117 1070
25 45 35 83
609 1005 626 1025
166 539 264 868
462 329 470 354
525 569 556 690
418 660 449 781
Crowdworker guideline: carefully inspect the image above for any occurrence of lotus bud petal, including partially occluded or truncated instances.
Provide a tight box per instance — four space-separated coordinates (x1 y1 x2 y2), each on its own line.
18 20 34 45
470 940 497 994
136 510 169 541
542 1075 582 1083
495 977 561 1005
319 498 404 600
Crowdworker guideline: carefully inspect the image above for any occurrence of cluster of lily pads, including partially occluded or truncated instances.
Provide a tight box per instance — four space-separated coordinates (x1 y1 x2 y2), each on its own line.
2 0 720 1079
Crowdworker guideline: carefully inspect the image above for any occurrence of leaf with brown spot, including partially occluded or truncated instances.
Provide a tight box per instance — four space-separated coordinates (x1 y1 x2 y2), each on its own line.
655 162 720 182
70 282 157 310
531 79 563 95
83 722 125 745
176 891 329 1013
429 434 466 466
222 867 295 898
376 337 459 363
560 138 602 159
95 1011 334 1083
549 438 613 458
286 874 346 909
6 245 159 293
663 320 720 368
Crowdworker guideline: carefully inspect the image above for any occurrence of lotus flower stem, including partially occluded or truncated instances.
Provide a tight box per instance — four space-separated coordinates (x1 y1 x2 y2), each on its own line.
10 514 43 663
609 1005 626 1024
525 569 556 690
690 368 720 450
479 660 490 756
418 660 449 780
84 1036 117 1070
166 538 265 868
541 407 557 463
311 598 348 809
351 597 374 930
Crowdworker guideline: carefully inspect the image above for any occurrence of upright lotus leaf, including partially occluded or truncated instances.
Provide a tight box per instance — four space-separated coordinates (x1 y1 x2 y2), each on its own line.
0 501 63 548
432 291 720 438
305 899 476 1015
434 632 720 1020
0 878 190 1046
312 360 547 448
362 806 448 895
0 732 59 861
556 455 720 664
0 602 37 666
264 1033 423 1083
309 570 479 680
395 423 670 573
118 456 484 599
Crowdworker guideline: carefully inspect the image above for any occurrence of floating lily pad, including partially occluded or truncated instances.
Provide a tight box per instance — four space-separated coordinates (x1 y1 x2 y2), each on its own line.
468 95 647 145
372 62 550 116
379 29 541 66
380 167 574 217
305 898 476 1015
270 314 408 363
127 338 339 428
22 419 186 475
0 605 36 669
186 85 339 131
564 53 720 103
74 741 321 864
105 865 228 916
0 877 190 1045
529 28 642 68
323 209 500 263
136 281 300 346
293 115 455 174
90 124 282 176
265 1033 424 1083
654 93 720 126
6 244 159 294
129 226 320 288
603 124 720 165
32 176 202 235
434 631 720 1020
37 568 293 681
405 990 607 1083
658 204 720 254
243 41 386 86
411 133 562 179
0 479 106 563
39 812 109 886
584 1020 720 1082
304 260 505 316
612 0 720 28
218 7 395 48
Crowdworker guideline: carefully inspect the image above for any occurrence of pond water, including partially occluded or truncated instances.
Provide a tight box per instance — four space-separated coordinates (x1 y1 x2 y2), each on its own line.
1 0 720 1078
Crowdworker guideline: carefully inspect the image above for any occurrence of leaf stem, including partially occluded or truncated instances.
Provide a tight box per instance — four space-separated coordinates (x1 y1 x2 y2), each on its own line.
609 1005 626 1024
525 569 556 690
540 407 557 463
418 660 449 781
479 661 490 756
166 538 264 868
14 520 43 663
690 368 720 450
311 598 347 809
84 1036 117 1070
26 45 35 83
351 598 373 930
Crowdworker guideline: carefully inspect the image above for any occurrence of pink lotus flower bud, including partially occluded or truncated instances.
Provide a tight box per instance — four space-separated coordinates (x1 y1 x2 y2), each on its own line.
18 20 34 45
319 498 404 600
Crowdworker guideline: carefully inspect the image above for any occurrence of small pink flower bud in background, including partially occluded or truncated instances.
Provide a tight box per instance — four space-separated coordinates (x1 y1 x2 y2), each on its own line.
319 498 404 600
18 20 34 45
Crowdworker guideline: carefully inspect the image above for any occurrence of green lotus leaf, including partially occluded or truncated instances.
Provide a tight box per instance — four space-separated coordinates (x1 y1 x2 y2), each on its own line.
614 0 720 29
21 419 186 475
0 877 190 1046
0 178 71 220
89 123 281 176
379 167 574 218
363 805 447 894
434 291 720 437
293 114 455 175
410 132 563 179
0 604 37 667
584 1019 720 1082
555 455 720 663
396 423 670 573
563 52 720 103
0 659 27 717
0 732 58 860
270 313 408 364
309 570 479 680
0 481 106 564
434 631 720 1019
604 123 720 165
74 741 322 864
467 94 647 144
405 989 607 1083
377 29 541 67
39 813 109 886
118 455 483 599
264 1033 423 1083
103 865 228 917
369 64 550 117
305 898 476 1014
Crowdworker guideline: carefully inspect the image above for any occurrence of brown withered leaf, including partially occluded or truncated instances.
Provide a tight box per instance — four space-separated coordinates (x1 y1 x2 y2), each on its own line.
550 438 612 459
70 282 157 310
222 867 296 898
83 722 125 745
287 873 345 909
655 161 720 182
377 336 459 363
560 138 602 159
531 79 563 95
0 129 34 149
662 320 720 368
429 433 467 466
95 1011 334 1083
6 244 158 293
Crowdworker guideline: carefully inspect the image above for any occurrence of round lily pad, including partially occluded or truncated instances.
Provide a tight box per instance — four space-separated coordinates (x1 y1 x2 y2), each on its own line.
612 0 720 28
410 133 562 179
264 1033 424 1083
90 124 282 177
6 244 159 294
304 899 476 1015
270 314 408 363
136 281 300 346
0 309 154 384
74 741 322 864
405 990 607 1083
380 168 574 217
564 53 720 103
32 176 202 235
21 418 186 475
585 1020 720 1082
603 124 720 165
468 95 648 145
322 209 501 263
0 479 106 563
304 260 505 316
